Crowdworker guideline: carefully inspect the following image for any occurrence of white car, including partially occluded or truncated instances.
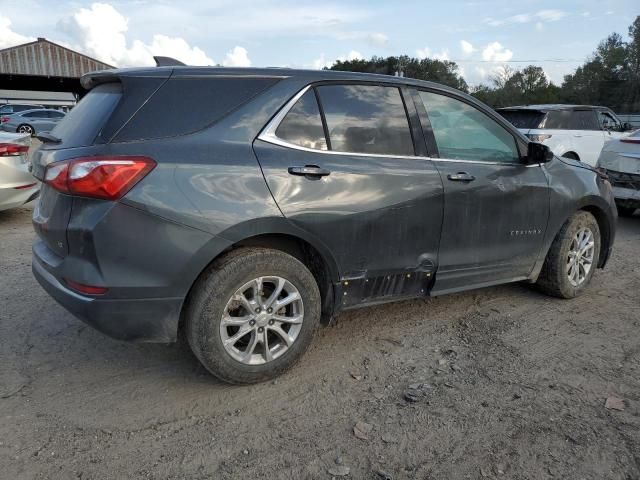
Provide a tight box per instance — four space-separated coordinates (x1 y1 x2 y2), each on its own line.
0 131 39 211
596 129 640 217
497 105 633 166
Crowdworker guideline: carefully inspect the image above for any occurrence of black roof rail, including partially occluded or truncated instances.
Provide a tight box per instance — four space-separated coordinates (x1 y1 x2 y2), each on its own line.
153 56 186 67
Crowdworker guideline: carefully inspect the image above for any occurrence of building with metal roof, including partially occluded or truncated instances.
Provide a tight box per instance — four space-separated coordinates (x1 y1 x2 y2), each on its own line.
0 38 114 110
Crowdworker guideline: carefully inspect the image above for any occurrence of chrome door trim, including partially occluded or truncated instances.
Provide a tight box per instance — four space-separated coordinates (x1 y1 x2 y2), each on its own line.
257 84 542 168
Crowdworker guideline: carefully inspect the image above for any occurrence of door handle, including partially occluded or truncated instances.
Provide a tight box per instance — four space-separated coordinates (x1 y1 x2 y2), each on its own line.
288 165 331 177
447 172 475 182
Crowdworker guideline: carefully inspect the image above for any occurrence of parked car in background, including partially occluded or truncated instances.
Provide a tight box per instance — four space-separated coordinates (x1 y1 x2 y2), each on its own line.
0 104 44 115
597 129 640 217
0 131 38 211
497 105 633 166
0 109 66 136
31 66 616 384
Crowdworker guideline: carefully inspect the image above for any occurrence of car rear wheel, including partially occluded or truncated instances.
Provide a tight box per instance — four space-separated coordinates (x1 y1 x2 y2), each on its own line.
561 152 579 160
185 247 321 384
536 211 601 298
17 124 34 135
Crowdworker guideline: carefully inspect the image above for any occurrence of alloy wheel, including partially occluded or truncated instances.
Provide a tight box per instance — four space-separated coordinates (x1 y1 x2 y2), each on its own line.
567 227 595 287
220 276 304 365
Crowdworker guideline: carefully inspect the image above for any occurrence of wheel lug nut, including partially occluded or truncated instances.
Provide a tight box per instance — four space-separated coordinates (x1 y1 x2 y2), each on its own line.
255 308 261 313
267 308 273 314
249 320 256 326
258 327 264 333
269 319 274 325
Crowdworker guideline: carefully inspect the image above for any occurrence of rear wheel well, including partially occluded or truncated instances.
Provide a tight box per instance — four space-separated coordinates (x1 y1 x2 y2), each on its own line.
580 205 611 267
180 234 336 335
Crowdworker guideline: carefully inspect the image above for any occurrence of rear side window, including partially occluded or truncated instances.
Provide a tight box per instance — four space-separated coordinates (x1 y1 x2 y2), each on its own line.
113 77 279 142
316 85 414 156
569 110 599 130
48 111 65 118
498 110 545 129
275 90 327 150
419 91 519 163
49 83 122 147
542 110 572 129
24 111 46 118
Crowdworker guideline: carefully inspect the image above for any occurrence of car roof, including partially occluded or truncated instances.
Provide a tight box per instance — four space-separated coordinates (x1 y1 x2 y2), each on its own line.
16 108 60 114
82 66 464 95
497 104 608 112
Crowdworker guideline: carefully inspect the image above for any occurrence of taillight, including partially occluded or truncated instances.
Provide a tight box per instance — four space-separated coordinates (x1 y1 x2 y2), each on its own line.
1 116 10 123
0 143 29 156
44 156 156 200
64 279 108 295
620 138 640 144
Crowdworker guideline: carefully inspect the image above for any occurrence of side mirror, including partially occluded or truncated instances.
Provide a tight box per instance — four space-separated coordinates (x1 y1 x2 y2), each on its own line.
526 142 554 164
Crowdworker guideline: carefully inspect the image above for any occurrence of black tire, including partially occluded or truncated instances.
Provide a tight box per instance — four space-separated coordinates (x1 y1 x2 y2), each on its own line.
561 152 579 160
185 247 321 384
16 124 34 136
616 205 637 217
536 211 601 299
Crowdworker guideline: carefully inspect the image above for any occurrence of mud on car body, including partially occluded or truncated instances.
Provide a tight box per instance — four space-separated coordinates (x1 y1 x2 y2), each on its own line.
31 64 616 384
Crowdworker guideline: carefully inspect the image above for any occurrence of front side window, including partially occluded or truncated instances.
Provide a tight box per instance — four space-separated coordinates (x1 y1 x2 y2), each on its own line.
316 85 414 156
419 91 520 163
599 111 622 131
275 90 327 150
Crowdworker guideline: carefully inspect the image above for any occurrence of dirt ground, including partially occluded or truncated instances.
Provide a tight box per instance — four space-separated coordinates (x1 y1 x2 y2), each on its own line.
1 204 639 480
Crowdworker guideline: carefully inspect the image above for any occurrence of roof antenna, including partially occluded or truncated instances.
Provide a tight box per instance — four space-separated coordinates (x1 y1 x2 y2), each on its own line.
153 56 186 67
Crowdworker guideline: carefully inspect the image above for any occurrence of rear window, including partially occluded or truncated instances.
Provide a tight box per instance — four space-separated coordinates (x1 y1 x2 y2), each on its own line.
113 77 280 142
49 83 122 147
498 110 545 129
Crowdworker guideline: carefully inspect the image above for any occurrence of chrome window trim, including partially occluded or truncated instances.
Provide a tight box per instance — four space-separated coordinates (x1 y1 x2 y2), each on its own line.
257 85 541 167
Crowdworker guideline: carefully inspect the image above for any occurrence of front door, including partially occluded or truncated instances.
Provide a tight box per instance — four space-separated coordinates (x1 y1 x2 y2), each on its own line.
414 90 550 294
254 83 444 305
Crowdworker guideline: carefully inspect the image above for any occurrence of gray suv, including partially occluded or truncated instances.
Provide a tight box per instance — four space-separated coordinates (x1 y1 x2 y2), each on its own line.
31 66 617 384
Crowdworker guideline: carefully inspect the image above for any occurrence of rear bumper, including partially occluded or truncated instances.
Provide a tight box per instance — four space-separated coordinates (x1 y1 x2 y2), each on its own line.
612 186 640 207
32 249 183 342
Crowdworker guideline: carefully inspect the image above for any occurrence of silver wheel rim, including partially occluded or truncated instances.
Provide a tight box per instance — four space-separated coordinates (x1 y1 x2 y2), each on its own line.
18 125 33 134
567 227 595 287
220 276 304 365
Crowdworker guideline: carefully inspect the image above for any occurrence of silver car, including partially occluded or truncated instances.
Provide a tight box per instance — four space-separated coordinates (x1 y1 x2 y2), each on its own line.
0 109 65 136
597 129 640 217
0 131 39 211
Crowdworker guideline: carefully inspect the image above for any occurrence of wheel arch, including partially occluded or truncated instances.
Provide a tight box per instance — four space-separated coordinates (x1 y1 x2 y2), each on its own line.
179 227 340 335
562 151 580 161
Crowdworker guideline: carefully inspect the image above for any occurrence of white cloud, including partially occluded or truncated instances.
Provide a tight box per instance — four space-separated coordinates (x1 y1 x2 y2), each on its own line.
311 50 363 70
460 40 475 55
535 22 544 32
222 46 251 67
481 41 513 62
416 47 449 61
57 3 213 67
366 32 389 46
535 10 567 22
485 9 566 27
0 15 34 49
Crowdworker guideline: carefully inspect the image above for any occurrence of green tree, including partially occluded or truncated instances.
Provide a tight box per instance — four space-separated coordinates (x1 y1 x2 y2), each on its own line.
329 55 468 92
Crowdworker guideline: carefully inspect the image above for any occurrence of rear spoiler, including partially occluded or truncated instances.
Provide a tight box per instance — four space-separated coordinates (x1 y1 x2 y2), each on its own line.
81 68 173 90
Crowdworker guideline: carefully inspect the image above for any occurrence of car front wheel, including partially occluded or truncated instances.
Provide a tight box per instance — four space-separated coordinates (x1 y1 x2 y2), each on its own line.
185 247 321 384
536 211 601 298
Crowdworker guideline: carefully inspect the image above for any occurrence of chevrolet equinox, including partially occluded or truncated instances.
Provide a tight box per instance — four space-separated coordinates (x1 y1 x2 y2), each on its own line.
31 66 617 384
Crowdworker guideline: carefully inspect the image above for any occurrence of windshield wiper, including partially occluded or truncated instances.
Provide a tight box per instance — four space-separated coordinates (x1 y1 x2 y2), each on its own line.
35 132 61 144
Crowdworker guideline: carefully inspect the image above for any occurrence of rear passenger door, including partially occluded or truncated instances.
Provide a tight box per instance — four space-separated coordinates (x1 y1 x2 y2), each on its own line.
568 109 604 166
414 90 549 294
254 83 444 306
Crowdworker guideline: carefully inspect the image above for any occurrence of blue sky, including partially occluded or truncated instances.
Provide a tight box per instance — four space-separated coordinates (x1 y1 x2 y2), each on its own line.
0 0 637 85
